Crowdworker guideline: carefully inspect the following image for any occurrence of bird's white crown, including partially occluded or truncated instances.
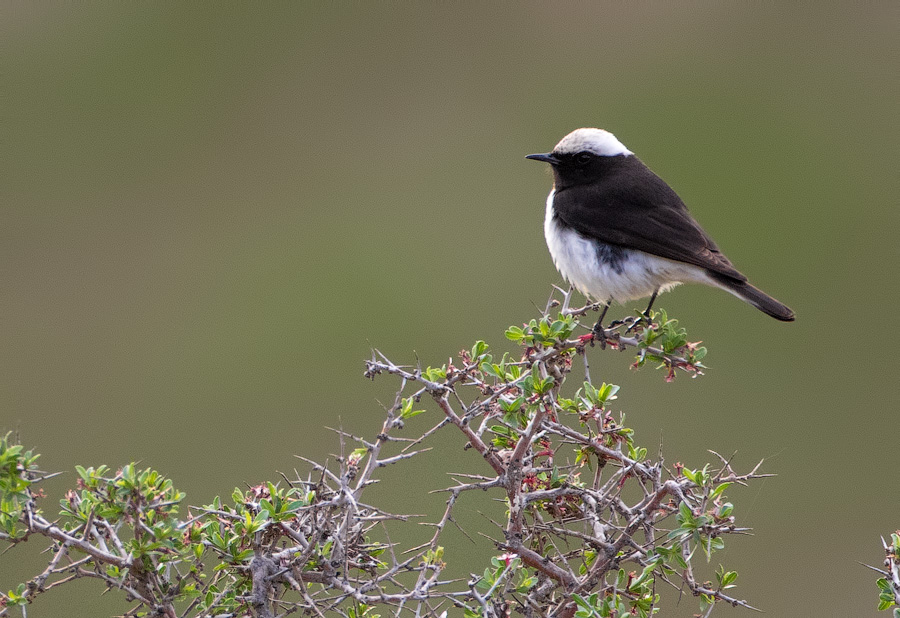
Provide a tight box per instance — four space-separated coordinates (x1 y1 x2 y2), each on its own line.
553 128 632 157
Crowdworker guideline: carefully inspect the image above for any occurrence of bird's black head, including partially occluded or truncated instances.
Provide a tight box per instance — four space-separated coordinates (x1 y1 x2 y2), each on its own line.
527 128 632 188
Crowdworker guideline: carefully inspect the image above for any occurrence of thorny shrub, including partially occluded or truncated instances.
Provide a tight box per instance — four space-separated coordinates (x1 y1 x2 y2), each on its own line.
2 293 777 618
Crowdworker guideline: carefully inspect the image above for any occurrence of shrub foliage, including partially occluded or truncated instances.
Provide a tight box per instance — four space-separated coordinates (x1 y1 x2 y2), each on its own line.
2 294 773 617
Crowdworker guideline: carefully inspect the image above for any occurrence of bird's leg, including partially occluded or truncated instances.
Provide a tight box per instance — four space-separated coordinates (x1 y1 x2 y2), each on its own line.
589 298 613 348
626 288 659 334
643 288 659 318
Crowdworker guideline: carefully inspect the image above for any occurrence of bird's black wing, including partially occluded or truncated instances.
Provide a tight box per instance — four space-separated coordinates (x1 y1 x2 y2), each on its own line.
552 156 747 282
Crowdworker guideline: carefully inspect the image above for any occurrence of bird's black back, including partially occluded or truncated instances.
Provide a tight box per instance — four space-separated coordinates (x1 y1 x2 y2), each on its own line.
551 155 747 282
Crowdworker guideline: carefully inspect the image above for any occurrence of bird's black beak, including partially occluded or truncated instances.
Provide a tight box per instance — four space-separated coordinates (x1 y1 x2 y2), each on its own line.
525 152 560 165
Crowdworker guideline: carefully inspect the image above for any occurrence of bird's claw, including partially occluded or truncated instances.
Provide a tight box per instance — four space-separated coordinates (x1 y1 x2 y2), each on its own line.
624 312 652 335
591 324 608 350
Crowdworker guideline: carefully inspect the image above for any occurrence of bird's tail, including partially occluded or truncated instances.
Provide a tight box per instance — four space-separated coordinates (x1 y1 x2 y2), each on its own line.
709 273 795 322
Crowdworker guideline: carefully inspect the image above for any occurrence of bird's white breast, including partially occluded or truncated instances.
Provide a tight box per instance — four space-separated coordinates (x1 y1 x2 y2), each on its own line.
543 189 710 303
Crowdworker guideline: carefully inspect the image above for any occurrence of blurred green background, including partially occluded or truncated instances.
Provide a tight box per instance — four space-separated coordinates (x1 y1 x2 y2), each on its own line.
3 3 898 616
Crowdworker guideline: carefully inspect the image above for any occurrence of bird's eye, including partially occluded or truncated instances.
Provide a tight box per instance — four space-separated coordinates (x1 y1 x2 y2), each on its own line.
575 151 593 164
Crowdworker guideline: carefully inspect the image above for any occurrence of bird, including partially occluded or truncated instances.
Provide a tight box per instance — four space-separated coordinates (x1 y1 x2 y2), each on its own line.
526 128 795 332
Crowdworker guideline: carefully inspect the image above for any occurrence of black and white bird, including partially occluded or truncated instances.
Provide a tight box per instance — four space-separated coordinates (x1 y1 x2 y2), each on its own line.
526 128 795 328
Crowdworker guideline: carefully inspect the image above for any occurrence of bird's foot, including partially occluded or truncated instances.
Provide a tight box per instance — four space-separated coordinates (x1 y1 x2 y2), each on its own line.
590 322 608 350
624 312 652 335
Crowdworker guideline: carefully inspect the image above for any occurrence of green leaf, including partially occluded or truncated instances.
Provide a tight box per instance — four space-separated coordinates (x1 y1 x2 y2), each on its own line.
710 482 731 500
505 326 525 341
75 465 89 482
572 594 593 610
597 382 619 402
722 570 737 587
499 396 524 413
399 397 426 419
423 365 447 381
471 340 488 358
